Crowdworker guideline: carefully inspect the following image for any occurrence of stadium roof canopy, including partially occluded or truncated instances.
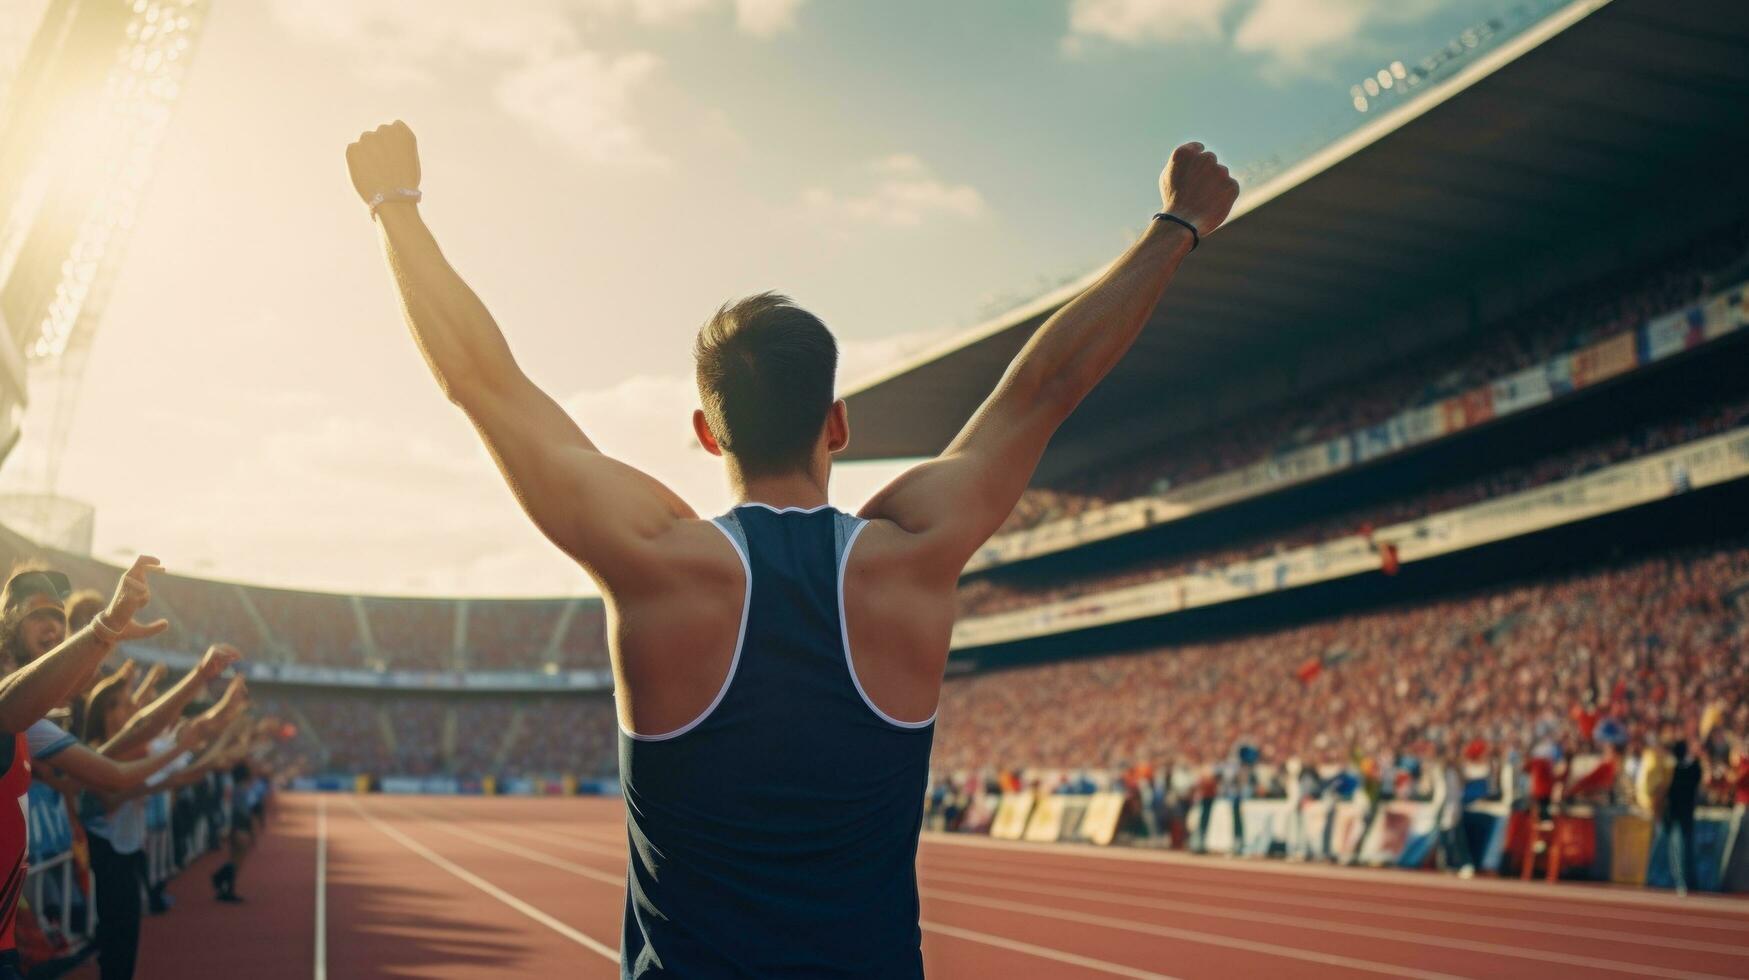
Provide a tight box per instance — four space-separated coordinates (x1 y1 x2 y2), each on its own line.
841 0 1749 480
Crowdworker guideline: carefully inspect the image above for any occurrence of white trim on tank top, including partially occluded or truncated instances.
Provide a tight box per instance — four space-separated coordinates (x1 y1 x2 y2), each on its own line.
616 517 752 742
838 519 937 729
736 502 833 514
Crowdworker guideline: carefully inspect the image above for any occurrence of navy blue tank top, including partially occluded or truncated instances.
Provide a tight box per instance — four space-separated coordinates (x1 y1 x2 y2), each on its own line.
618 504 937 978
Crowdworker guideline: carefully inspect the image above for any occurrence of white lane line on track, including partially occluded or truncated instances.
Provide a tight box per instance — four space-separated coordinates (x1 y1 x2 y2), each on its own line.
462 808 1747 949
919 858 1749 956
924 847 1749 933
400 805 627 887
411 802 1200 977
918 920 1184 980
920 873 1738 980
922 850 1749 934
484 820 629 861
922 886 1465 980
923 833 1749 917
314 796 328 980
347 798 620 965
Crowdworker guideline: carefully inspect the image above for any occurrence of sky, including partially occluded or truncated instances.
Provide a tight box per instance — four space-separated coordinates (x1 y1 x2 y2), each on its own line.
15 0 1507 596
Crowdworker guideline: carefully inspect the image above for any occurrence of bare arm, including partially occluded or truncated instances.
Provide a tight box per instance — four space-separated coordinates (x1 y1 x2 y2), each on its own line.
128 663 166 711
42 732 196 796
102 645 241 757
0 557 171 733
108 719 238 800
862 143 1240 578
346 121 694 586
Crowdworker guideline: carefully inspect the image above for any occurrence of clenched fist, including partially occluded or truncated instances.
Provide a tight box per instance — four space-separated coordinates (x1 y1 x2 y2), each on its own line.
198 643 243 681
1159 142 1239 240
346 120 421 209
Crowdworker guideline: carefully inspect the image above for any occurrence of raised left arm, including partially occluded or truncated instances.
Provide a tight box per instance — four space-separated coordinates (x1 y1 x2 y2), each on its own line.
102 644 241 757
346 121 696 589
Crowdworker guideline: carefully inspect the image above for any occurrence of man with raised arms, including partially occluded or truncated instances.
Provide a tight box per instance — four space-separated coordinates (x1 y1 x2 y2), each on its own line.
348 121 1237 977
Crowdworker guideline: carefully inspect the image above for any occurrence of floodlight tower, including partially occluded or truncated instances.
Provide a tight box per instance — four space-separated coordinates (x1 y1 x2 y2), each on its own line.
0 0 209 550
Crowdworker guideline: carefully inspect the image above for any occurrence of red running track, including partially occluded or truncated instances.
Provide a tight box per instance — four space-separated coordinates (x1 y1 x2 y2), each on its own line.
91 793 1749 979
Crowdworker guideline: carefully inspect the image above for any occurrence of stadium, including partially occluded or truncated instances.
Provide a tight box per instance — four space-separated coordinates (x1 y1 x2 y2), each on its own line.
2 0 1748 977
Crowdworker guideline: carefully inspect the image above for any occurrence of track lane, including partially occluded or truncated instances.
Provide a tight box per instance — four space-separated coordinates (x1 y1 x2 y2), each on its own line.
71 795 317 980
432 797 1450 979
918 848 1749 941
919 834 1749 923
395 795 1203 979
480 795 1747 980
327 796 615 978
256 795 1749 979
916 869 1739 980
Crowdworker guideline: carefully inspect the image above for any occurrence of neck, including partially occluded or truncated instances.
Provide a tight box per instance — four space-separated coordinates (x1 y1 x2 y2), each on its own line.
730 464 829 511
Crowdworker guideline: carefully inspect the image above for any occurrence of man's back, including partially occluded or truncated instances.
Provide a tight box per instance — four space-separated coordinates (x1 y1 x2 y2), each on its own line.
349 120 1237 974
618 505 934 978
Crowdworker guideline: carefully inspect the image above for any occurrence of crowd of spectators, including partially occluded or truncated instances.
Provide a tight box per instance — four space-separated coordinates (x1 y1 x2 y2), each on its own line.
0 527 612 674
554 604 610 670
252 691 391 776
462 599 566 670
0 558 283 978
360 597 457 671
256 690 617 782
448 699 519 774
934 540 1749 787
244 589 358 668
959 390 1749 618
991 216 1749 537
500 696 617 779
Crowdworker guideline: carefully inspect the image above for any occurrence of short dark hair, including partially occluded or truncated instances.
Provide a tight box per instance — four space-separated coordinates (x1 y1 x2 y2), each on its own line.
694 293 838 476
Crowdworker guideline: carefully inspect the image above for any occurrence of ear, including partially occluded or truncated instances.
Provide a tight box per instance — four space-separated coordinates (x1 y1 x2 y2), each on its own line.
692 409 723 457
825 399 850 455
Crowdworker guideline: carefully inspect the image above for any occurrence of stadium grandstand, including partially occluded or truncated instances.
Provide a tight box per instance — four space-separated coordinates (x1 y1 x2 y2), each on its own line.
847 0 1749 891
0 520 617 789
0 0 1740 836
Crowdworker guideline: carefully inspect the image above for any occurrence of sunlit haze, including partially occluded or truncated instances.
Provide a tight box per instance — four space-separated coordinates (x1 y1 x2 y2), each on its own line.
20 0 1493 594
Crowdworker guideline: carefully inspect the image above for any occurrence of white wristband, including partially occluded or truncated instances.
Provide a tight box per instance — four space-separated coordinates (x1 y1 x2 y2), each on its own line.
367 187 422 218
92 614 124 645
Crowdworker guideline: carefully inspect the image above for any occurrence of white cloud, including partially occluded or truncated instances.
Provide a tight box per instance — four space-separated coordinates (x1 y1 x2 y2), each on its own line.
802 154 986 229
837 323 955 386
1235 0 1443 76
574 0 716 27
1064 0 1449 77
496 52 669 169
1065 0 1228 50
271 0 809 168
734 0 808 37
581 0 808 35
270 0 580 78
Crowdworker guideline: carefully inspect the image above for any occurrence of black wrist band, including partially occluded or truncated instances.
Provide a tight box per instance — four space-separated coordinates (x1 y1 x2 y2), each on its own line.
1152 212 1199 251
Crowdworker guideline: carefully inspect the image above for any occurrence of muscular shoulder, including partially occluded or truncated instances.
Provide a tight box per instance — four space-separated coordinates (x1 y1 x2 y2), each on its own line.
601 517 742 599
841 517 957 721
849 518 957 586
845 518 958 633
